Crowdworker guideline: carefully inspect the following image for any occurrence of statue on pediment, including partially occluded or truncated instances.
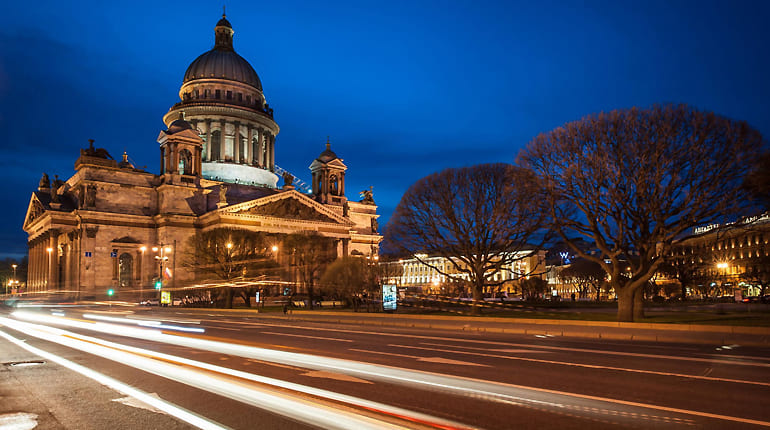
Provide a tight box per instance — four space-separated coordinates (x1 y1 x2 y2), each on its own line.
359 186 375 204
39 173 50 190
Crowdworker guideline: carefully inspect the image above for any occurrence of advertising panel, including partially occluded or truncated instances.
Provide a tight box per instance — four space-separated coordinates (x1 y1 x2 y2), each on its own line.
382 285 397 311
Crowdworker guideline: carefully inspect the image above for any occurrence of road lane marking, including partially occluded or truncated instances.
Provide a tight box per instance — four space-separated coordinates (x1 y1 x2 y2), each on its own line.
391 343 770 387
228 320 770 368
350 349 489 367
260 331 353 342
0 329 228 430
301 370 374 384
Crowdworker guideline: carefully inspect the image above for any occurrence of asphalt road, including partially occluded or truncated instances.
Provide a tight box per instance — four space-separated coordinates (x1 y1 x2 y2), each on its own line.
1 304 769 429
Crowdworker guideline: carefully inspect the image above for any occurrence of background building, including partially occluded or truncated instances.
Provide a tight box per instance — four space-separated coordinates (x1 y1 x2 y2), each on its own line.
381 251 546 296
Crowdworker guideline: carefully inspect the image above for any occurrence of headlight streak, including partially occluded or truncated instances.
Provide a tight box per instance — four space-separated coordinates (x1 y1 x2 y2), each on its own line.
81 313 205 333
9 311 770 428
0 316 468 430
0 328 228 430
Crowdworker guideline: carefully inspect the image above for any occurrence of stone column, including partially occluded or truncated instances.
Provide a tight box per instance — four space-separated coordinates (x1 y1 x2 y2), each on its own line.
205 119 212 161
257 128 264 167
28 240 35 291
220 119 227 160
234 122 241 163
159 148 165 175
267 134 274 171
246 127 253 164
48 231 59 291
340 172 345 196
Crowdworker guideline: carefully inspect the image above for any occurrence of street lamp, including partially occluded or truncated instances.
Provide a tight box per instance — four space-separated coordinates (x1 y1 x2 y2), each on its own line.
46 247 53 290
153 245 172 299
10 264 17 295
139 246 146 300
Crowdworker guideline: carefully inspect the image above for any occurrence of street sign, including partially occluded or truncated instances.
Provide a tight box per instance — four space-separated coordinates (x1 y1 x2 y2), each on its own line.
84 251 92 257
110 251 117 257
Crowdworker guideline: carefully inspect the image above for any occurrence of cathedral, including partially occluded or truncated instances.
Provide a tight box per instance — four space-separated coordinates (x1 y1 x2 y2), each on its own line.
22 14 381 300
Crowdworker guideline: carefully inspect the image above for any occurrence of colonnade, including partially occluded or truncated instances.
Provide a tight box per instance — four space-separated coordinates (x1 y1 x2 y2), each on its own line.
26 230 79 294
190 119 276 171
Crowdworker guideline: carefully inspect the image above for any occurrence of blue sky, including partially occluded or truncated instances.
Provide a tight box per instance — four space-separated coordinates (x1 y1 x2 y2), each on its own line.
0 0 768 259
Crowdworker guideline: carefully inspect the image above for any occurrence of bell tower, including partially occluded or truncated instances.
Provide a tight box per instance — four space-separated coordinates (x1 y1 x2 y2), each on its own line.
309 138 347 205
157 118 203 178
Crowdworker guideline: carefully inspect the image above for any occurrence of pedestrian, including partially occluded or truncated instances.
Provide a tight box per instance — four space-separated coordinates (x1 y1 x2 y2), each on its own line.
283 303 288 315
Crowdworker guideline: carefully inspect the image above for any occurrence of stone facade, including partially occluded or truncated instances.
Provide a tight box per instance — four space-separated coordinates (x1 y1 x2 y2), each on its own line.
22 15 381 301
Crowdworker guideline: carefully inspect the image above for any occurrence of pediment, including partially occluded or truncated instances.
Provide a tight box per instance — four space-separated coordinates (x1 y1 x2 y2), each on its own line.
23 194 47 230
223 191 350 225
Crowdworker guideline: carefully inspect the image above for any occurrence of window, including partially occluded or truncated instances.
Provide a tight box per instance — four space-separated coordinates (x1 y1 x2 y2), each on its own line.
215 90 221 99
118 253 133 288
178 149 193 175
227 91 232 99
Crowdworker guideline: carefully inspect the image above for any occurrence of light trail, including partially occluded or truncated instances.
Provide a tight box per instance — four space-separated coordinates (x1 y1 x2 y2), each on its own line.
81 313 205 333
0 316 471 430
8 310 770 428
0 328 228 430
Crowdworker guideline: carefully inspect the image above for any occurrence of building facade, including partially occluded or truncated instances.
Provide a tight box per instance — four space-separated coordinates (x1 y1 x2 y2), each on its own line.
670 214 770 298
22 15 381 300
381 251 546 295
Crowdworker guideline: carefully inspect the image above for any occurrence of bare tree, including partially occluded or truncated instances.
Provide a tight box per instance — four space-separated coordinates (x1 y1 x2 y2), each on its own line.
183 228 276 308
283 232 337 309
559 258 605 300
519 104 764 321
384 163 550 315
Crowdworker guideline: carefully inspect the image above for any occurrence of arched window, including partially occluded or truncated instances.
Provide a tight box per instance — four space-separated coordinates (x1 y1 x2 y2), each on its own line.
178 149 193 175
118 253 133 288
210 130 221 161
329 174 338 195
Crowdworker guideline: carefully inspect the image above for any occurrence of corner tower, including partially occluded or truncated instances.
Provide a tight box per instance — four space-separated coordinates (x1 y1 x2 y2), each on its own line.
310 139 347 205
163 13 280 187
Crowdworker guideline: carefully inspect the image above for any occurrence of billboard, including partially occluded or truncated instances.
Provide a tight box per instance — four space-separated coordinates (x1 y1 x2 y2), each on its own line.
382 285 397 311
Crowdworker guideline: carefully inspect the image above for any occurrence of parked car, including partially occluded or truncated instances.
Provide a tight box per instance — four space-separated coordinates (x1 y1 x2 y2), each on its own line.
140 298 160 306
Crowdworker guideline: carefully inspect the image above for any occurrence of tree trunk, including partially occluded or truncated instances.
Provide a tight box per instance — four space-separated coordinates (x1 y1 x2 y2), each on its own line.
308 285 315 310
616 286 634 322
471 284 483 316
633 287 645 320
225 286 233 309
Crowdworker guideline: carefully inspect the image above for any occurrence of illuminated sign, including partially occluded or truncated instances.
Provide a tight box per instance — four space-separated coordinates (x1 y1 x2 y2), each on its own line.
161 291 171 305
382 285 397 311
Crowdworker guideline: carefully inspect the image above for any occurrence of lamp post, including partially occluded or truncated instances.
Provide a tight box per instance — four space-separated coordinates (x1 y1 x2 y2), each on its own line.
153 245 172 300
9 264 17 295
46 247 53 290
139 246 146 300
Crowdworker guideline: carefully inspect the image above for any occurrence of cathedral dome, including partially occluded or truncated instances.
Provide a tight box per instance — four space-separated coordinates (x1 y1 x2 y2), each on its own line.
182 15 263 91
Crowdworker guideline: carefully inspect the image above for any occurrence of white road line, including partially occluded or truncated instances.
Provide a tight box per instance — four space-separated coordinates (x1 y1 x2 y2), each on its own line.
260 331 353 342
0 329 228 430
392 343 770 387
350 349 489 367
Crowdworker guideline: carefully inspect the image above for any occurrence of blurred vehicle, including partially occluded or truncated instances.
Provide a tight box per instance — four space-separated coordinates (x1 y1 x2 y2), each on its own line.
140 298 160 306
741 296 760 303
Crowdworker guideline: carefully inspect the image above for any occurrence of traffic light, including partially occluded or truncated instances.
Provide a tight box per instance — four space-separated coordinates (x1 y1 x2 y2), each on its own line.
154 278 162 290
107 289 114 297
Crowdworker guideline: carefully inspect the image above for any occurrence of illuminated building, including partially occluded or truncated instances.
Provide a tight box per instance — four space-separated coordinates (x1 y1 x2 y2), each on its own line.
670 214 770 298
380 251 546 295
22 14 381 299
